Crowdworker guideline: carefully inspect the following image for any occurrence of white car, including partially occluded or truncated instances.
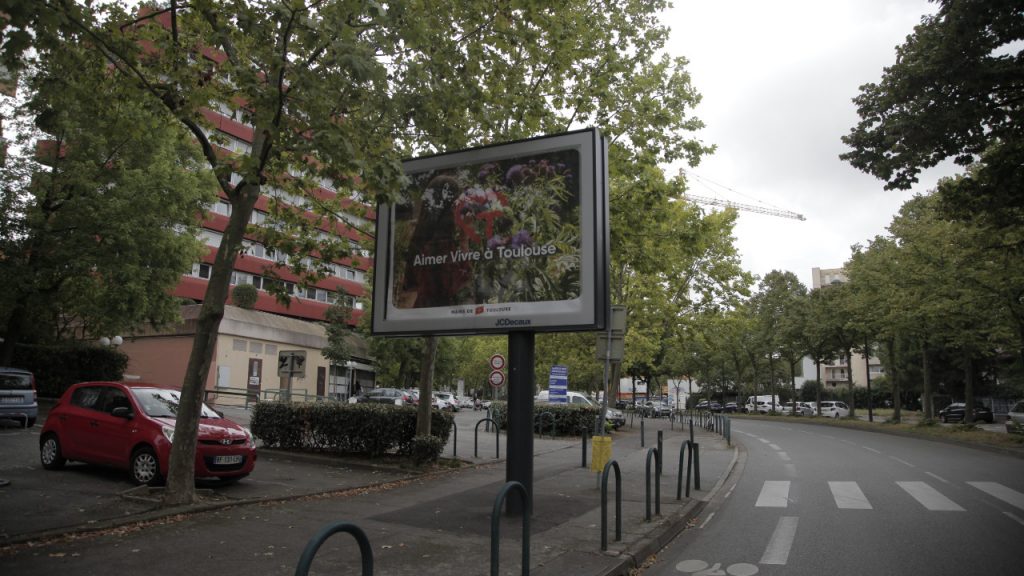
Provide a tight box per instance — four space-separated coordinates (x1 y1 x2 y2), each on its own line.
457 395 475 409
818 400 850 418
433 391 459 411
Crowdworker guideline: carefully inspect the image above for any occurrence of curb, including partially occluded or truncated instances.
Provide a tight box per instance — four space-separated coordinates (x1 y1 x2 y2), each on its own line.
604 441 741 576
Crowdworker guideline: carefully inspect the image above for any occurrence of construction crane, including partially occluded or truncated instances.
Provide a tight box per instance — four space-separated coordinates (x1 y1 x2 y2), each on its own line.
684 193 806 221
678 168 806 221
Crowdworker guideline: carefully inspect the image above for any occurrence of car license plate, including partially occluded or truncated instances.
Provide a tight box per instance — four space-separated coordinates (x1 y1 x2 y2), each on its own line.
214 455 243 465
0 396 21 404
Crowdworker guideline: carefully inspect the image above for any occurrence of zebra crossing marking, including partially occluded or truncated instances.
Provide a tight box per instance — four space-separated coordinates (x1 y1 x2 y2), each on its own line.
755 481 790 507
969 482 1024 512
828 481 872 509
897 481 964 511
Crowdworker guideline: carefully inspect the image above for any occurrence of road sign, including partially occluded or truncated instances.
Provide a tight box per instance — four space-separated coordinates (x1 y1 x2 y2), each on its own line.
488 370 506 388
489 354 506 371
548 365 568 403
277 350 307 378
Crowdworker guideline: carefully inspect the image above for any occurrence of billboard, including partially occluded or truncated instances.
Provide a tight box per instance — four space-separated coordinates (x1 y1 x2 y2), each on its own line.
372 128 609 336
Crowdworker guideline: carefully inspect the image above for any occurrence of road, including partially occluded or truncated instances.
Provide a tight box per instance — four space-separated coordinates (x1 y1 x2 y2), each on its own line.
640 418 1024 576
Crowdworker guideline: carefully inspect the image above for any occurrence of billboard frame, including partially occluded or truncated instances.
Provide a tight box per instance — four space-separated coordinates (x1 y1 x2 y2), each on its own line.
372 128 609 336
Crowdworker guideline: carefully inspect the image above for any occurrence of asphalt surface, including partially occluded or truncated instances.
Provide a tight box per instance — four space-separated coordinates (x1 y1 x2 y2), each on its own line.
0 406 737 576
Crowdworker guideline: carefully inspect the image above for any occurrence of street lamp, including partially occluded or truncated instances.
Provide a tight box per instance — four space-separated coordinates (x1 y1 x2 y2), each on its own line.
98 335 123 347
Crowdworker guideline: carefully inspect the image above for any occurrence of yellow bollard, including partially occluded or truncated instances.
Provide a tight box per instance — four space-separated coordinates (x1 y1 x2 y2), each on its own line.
590 435 613 473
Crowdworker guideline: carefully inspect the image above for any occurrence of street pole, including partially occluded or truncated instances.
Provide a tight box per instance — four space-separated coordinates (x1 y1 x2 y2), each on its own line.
506 331 534 515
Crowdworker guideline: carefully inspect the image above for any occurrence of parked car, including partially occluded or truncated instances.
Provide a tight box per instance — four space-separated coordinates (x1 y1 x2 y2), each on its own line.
793 402 815 416
722 402 738 413
40 381 256 485
1006 401 1024 433
358 388 410 406
709 402 723 413
939 403 994 423
536 390 624 429
818 400 850 418
0 367 38 428
640 400 672 418
457 395 475 409
433 391 459 411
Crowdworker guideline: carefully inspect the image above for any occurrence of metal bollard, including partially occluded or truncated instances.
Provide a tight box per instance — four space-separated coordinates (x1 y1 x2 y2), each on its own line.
295 521 373 576
581 428 589 468
641 419 646 448
693 442 701 490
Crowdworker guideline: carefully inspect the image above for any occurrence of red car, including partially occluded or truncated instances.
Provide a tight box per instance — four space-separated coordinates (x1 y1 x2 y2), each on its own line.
40 381 256 485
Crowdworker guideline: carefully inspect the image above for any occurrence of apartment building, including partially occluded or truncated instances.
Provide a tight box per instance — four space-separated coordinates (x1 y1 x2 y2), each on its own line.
811 266 883 388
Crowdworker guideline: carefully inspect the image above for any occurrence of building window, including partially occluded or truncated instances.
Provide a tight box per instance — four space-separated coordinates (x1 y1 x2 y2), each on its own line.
249 342 263 354
265 344 277 357
192 263 212 279
232 339 247 352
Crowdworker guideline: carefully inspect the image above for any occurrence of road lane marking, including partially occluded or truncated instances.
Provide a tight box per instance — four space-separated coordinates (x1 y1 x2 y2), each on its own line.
1004 511 1024 526
969 482 1024 512
829 481 873 509
759 516 799 565
756 481 791 507
924 471 948 484
862 446 881 454
699 512 715 529
759 438 771 444
897 481 964 511
777 452 791 461
769 444 781 450
889 456 915 468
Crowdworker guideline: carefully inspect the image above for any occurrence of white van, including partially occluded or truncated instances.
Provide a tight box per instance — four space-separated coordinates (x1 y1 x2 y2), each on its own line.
535 390 625 429
745 395 781 414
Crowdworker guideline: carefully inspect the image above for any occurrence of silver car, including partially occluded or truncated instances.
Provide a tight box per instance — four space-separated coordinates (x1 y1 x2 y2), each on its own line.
0 367 38 428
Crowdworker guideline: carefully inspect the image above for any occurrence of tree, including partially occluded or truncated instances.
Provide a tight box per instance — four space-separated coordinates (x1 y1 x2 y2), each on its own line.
231 284 258 310
0 24 212 363
840 0 1023 197
321 303 352 366
15 0 721 504
749 271 807 413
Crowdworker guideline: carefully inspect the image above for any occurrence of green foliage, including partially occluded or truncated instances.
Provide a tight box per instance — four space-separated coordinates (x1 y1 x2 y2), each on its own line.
12 343 126 397
487 401 600 437
231 284 258 310
0 27 213 362
408 435 445 466
250 401 453 459
840 0 1024 192
321 304 353 365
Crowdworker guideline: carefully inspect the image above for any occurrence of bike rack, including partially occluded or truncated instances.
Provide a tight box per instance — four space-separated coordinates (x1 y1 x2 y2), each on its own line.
677 440 696 499
475 418 500 459
645 447 662 521
491 481 531 576
294 521 373 576
600 460 622 551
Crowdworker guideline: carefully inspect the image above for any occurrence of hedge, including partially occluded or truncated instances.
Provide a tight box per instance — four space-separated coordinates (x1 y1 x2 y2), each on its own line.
250 401 454 459
488 401 601 436
12 343 127 398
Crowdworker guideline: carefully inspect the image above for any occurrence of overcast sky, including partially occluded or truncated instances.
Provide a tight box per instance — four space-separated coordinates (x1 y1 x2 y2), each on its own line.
662 0 957 289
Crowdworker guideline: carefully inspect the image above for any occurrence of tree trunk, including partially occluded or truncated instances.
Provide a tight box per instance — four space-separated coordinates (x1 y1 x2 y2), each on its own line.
815 358 822 416
889 338 901 423
964 354 975 425
162 182 260 507
416 336 439 436
846 349 855 418
922 344 934 420
864 340 873 423
0 305 27 366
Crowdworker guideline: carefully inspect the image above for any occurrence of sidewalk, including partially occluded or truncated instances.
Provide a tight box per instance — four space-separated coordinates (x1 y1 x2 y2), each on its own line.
0 414 737 576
